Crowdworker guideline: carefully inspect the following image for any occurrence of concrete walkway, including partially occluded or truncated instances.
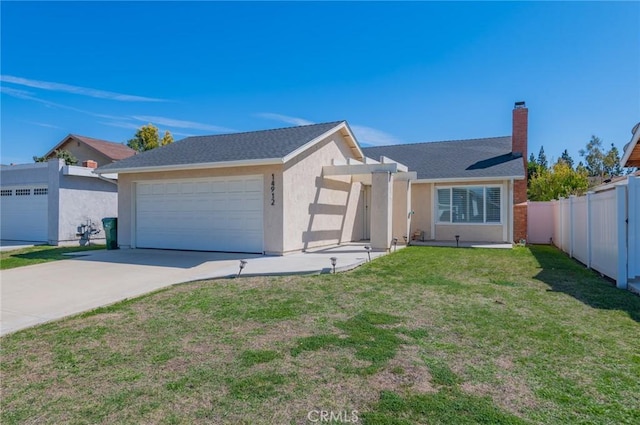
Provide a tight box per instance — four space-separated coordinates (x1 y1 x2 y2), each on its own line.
0 243 389 336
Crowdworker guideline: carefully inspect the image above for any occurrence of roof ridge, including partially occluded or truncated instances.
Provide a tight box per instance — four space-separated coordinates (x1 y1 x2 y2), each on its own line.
69 134 121 144
364 135 511 149
181 120 345 140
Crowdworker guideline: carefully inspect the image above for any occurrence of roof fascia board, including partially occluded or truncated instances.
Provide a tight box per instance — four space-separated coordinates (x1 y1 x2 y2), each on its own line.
95 157 283 175
621 125 640 168
340 122 366 160
282 122 365 164
413 175 524 184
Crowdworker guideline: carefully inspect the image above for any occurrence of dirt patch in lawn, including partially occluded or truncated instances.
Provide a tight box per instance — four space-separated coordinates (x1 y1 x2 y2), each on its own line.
370 346 437 394
461 372 539 414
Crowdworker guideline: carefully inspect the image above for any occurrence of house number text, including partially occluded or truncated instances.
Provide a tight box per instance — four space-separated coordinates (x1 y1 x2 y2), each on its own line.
271 174 275 206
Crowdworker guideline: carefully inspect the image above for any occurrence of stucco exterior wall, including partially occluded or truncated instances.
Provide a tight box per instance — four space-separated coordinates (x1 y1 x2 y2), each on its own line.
410 183 432 240
432 179 511 243
116 165 284 253
46 159 119 245
0 163 49 186
282 133 363 253
392 179 411 244
434 224 504 242
51 140 113 167
57 177 118 243
404 179 517 243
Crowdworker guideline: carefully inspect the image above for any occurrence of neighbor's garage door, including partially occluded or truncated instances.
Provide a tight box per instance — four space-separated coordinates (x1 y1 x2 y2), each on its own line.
135 176 263 253
0 186 48 242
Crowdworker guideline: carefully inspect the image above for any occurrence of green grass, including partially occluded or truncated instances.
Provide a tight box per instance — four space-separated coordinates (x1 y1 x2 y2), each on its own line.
0 244 105 269
1 245 639 424
292 311 404 375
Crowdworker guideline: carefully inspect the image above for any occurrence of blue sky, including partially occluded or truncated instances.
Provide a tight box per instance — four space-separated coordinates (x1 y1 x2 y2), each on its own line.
1 1 638 165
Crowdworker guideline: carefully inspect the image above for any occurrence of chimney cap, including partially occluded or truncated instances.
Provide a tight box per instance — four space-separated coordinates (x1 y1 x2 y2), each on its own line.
514 101 526 109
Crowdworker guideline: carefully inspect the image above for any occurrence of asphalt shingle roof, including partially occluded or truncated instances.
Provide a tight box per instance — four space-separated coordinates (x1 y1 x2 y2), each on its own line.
362 136 525 180
98 121 344 172
71 135 137 161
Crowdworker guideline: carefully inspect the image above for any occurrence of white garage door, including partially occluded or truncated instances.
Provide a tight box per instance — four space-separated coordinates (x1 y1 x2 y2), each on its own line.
135 176 264 253
0 186 48 242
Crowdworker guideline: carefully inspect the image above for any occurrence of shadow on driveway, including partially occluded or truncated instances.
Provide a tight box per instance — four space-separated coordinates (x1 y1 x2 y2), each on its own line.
68 248 262 269
530 245 640 323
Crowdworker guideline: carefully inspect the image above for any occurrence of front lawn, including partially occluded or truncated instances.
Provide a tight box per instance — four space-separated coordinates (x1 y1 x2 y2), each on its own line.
1 245 638 424
0 244 105 270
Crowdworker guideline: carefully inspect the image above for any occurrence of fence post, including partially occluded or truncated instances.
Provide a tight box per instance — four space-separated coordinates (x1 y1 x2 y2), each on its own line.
558 197 564 251
586 192 593 269
628 177 638 280
569 195 575 258
616 185 628 289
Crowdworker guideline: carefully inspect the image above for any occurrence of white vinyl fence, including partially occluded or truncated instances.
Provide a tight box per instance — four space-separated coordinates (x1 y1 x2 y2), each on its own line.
527 201 554 244
528 176 640 289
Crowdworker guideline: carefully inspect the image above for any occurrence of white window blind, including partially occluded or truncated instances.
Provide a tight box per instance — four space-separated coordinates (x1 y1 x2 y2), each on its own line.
436 186 501 224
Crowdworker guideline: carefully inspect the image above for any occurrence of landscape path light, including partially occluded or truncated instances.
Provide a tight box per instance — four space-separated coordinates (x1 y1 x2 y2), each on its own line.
237 260 248 277
330 257 337 274
364 245 371 262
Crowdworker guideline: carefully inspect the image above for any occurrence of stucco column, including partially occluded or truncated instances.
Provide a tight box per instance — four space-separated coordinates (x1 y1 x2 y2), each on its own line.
47 159 63 245
371 171 393 251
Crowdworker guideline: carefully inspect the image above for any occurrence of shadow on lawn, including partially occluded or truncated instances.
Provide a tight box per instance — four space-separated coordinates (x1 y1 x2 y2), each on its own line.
7 245 105 262
530 245 640 323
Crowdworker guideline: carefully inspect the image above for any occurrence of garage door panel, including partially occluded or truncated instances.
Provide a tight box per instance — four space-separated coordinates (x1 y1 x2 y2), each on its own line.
244 215 263 231
228 180 245 192
0 187 48 242
245 178 262 192
136 176 263 253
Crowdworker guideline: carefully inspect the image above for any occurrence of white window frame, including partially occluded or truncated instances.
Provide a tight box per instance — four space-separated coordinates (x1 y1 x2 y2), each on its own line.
435 184 503 225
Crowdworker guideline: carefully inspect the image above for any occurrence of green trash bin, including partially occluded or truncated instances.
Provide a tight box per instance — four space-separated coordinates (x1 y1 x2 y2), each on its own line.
102 217 118 250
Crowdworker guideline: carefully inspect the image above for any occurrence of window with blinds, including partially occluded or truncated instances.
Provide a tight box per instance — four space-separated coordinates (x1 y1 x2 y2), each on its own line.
436 186 501 224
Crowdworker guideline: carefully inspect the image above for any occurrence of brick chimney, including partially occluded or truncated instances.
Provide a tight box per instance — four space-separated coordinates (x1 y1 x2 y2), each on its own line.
82 160 98 169
512 101 528 242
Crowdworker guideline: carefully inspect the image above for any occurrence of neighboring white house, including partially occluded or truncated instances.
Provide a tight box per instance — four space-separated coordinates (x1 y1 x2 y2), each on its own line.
0 134 135 245
0 159 118 245
96 103 529 255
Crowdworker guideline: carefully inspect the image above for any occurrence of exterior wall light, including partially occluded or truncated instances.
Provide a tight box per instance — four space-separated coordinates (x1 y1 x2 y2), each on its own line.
364 245 371 262
330 257 337 274
237 260 248 277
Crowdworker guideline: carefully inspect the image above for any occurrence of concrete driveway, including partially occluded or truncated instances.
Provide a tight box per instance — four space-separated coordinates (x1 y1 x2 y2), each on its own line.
1 243 387 336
